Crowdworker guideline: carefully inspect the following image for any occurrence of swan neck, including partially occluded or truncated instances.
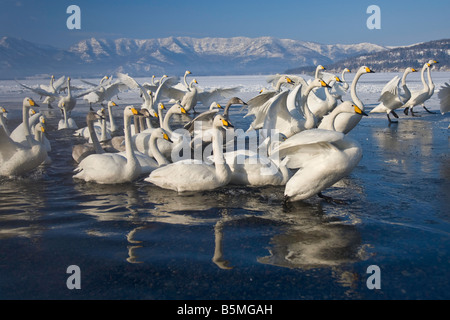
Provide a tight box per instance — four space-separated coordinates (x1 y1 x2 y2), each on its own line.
212 127 229 182
124 113 137 164
163 110 174 134
351 71 364 109
108 105 116 130
150 134 169 165
87 117 103 154
22 105 32 139
421 65 429 90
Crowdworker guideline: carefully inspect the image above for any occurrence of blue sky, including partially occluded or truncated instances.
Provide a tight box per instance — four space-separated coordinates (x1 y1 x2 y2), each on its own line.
1 0 449 48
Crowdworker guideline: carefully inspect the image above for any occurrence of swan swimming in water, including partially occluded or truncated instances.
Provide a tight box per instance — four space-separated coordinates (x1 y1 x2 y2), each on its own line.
73 106 156 184
0 98 48 177
145 115 234 192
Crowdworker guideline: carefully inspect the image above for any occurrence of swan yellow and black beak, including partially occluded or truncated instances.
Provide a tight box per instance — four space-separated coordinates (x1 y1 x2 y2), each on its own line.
320 80 331 88
222 119 234 128
163 132 173 143
335 76 342 83
354 104 368 116
365 67 375 73
411 68 417 72
217 103 223 109
29 98 39 107
286 77 295 85
180 107 187 114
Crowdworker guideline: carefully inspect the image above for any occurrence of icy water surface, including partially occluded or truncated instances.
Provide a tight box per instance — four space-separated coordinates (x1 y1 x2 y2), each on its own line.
0 73 449 300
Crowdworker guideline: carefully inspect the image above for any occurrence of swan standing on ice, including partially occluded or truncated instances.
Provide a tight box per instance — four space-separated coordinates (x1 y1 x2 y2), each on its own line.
420 60 439 114
402 61 433 117
145 115 234 192
370 67 417 123
73 106 154 184
0 98 48 177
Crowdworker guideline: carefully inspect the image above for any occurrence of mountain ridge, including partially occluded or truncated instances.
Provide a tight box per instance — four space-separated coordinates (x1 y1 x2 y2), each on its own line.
0 35 446 79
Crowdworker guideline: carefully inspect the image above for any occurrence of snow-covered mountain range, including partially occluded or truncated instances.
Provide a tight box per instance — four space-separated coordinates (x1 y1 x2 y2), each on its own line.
0 36 388 79
2 35 447 79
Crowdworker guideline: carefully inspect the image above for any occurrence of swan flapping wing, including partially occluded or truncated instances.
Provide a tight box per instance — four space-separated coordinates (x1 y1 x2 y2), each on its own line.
197 87 241 108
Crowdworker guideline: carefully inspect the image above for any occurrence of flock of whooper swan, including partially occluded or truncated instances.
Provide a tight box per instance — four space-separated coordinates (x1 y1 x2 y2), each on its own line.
5 61 447 204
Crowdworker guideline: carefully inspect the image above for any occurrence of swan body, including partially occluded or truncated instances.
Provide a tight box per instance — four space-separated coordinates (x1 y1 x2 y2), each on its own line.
220 149 292 186
73 106 151 184
332 66 374 134
438 82 450 128
145 115 233 192
0 98 47 177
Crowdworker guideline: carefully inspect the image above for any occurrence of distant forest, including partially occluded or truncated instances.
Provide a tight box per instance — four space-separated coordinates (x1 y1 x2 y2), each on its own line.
287 39 449 75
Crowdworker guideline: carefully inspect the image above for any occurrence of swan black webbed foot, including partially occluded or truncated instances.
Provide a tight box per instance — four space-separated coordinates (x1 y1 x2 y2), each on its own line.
423 106 437 114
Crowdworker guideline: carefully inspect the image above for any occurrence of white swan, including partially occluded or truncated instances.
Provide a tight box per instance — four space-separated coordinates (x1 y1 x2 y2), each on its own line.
421 60 439 114
307 76 342 121
261 78 329 138
117 73 162 117
273 102 366 203
245 76 296 131
132 103 187 161
145 115 234 192
331 68 351 101
402 62 432 117
370 67 417 122
83 80 127 110
0 98 48 177
332 66 374 134
73 106 153 184
58 104 78 130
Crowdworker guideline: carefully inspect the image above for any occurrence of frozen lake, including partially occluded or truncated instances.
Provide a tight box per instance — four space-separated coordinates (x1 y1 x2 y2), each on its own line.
0 71 449 300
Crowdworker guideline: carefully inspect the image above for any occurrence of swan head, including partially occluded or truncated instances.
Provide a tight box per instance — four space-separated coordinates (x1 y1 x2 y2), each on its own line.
334 76 342 83
353 104 368 116
310 78 330 89
344 68 351 73
362 66 375 74
213 115 234 129
96 107 107 118
23 97 39 108
158 103 165 110
0 107 7 113
154 128 173 143
317 65 326 71
29 108 36 115
170 103 187 115
126 106 151 118
108 101 117 107
185 70 192 75
209 102 222 110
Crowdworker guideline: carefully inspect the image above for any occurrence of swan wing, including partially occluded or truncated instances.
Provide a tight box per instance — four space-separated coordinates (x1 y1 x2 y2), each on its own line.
184 110 219 132
0 127 21 162
117 73 151 102
379 76 400 102
262 91 292 134
17 81 58 97
438 82 450 114
197 87 241 107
